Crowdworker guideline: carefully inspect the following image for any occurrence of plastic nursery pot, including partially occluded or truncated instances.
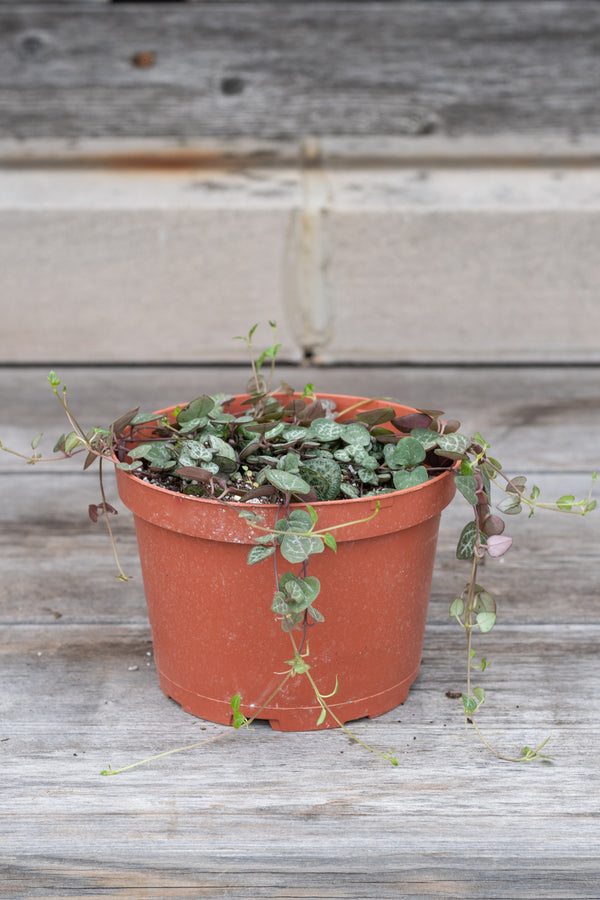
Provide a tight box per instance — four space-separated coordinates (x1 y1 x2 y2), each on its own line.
114 393 457 732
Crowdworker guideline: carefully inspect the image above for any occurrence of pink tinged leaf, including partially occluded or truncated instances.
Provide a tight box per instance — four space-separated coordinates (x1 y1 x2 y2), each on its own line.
89 503 117 523
391 412 433 433
481 514 505 536
486 534 513 557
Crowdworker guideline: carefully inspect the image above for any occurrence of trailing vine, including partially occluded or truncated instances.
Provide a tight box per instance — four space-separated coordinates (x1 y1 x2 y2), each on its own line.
1 322 596 770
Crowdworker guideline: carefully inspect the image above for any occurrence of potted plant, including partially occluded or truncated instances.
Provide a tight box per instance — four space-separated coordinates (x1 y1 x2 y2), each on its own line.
2 323 596 768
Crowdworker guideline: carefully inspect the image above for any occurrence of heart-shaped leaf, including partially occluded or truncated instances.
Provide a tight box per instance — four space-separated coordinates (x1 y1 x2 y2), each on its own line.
266 470 312 495
392 437 427 468
247 545 275 566
308 419 345 442
456 521 487 559
280 532 325 564
355 407 396 427
340 423 372 447
454 474 479 507
393 467 429 491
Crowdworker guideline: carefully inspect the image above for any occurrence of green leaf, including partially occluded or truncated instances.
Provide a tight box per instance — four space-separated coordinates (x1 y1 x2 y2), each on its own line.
449 597 465 618
462 694 478 713
181 440 213 461
323 532 337 552
281 572 320 605
116 460 143 472
127 442 155 460
497 495 522 515
177 396 214 424
454 474 479 507
340 423 372 447
456 521 479 559
64 431 83 454
476 611 497 633
273 573 321 615
306 504 318 525
280 532 325 564
333 448 352 463
266 470 312 495
316 708 327 727
281 451 301 473
300 457 342 501
308 419 345 442
277 509 315 533
557 494 575 511
409 428 440 451
208 435 237 461
473 587 496 618
282 425 308 442
472 687 486 705
358 468 379 485
271 591 291 616
238 510 266 526
128 442 175 468
435 432 471 459
352 447 379 470
31 433 43 450
340 483 360 499
247 545 275 566
392 437 427 468
393 467 429 491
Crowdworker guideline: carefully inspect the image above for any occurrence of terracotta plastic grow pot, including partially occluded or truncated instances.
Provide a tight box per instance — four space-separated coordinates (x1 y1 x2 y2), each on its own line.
114 394 456 731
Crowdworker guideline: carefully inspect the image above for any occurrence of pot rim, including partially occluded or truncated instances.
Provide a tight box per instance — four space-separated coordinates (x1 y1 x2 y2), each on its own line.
113 391 457 511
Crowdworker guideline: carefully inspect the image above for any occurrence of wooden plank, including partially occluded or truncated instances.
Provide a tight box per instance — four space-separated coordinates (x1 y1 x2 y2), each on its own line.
1 2 600 139
3 364 600 469
1 618 600 896
1 469 598 626
1 366 599 896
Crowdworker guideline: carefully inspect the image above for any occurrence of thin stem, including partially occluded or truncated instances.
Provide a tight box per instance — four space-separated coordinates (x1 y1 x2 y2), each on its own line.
98 458 130 582
285 631 399 766
469 719 552 763
464 554 479 698
102 670 294 776
100 730 231 775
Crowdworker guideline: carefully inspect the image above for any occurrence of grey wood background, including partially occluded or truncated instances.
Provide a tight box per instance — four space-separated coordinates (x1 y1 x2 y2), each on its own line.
1 3 599 356
2 1 600 140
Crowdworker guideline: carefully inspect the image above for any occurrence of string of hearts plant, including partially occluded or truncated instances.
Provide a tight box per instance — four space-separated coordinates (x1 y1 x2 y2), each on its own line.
1 323 596 771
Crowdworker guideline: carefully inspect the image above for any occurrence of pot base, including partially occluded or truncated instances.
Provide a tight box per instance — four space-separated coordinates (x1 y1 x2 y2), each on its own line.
157 663 420 732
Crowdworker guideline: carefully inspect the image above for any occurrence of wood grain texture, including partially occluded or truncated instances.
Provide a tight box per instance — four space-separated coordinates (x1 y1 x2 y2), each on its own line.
1 366 599 897
1 2 600 139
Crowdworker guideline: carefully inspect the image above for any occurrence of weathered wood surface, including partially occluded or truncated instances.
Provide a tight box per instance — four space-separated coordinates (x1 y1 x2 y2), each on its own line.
1 366 599 897
2 2 600 139
4 153 600 365
4 154 600 365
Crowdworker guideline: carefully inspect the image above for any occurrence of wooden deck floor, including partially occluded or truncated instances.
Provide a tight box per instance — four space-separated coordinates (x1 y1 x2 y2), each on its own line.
1 364 599 899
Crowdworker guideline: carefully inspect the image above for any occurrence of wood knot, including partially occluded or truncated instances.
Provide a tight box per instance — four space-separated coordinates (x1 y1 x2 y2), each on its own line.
15 30 53 62
220 76 245 96
131 51 156 69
